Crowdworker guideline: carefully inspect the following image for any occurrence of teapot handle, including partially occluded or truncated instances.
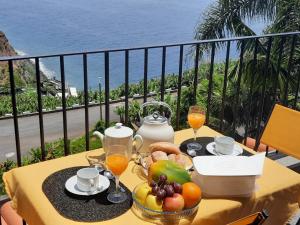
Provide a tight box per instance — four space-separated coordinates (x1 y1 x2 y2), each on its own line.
139 101 172 124
133 134 143 153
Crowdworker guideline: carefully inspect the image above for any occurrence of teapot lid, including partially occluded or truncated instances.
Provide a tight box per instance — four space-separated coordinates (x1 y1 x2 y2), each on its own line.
105 123 133 138
144 111 167 124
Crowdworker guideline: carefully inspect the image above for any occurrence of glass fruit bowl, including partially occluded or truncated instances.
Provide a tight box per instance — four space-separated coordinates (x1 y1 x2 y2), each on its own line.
132 182 200 221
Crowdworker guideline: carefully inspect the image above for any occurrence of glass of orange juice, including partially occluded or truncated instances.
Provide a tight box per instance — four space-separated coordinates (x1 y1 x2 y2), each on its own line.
187 105 206 151
105 145 129 203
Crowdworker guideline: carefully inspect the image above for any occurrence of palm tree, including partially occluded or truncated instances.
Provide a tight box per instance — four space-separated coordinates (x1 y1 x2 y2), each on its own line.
194 0 300 136
195 0 299 90
195 0 299 40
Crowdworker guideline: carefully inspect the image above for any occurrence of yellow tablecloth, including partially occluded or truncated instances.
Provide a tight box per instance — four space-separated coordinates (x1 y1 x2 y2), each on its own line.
3 126 300 225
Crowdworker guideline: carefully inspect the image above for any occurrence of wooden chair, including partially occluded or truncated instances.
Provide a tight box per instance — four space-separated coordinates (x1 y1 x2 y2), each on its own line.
257 104 300 159
244 137 275 152
227 210 268 225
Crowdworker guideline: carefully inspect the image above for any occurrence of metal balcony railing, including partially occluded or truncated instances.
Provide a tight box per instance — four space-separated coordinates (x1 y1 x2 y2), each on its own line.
0 31 299 167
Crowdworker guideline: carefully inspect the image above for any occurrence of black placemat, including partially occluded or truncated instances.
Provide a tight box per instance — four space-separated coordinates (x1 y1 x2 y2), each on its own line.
42 166 132 222
180 137 252 157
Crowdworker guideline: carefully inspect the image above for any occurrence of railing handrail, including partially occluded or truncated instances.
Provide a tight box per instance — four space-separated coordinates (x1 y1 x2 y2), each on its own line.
0 31 299 61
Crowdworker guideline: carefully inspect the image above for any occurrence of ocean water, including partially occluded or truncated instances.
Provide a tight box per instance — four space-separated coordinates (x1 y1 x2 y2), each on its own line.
0 0 264 89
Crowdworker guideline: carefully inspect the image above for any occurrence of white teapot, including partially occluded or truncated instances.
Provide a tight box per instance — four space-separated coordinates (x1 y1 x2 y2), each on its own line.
136 101 174 153
93 123 143 159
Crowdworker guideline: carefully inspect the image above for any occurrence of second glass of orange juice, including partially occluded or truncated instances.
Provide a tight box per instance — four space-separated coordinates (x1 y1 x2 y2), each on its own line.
187 105 206 151
105 145 129 203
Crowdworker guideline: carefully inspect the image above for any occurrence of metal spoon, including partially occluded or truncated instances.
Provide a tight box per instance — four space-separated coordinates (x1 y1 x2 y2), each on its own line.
103 170 114 179
95 165 105 173
213 149 222 156
103 170 126 193
187 148 197 157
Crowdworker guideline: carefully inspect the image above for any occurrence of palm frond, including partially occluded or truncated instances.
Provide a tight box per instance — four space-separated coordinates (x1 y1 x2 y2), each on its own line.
194 0 276 41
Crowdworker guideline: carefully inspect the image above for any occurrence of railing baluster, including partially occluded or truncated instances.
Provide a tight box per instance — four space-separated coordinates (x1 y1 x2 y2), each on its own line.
83 54 89 151
104 52 110 128
255 37 273 148
143 48 148 103
160 46 166 101
273 37 285 104
244 39 258 145
193 44 200 104
292 36 299 109
232 40 245 136
176 45 184 130
206 42 215 125
8 60 22 166
124 50 129 125
283 35 297 106
60 56 69 155
35 58 46 161
294 70 300 109
219 40 230 131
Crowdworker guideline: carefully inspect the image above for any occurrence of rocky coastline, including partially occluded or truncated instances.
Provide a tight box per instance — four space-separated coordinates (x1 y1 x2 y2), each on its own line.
0 30 50 94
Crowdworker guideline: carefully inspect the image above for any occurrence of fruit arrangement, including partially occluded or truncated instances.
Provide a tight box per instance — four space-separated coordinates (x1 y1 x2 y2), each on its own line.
148 160 191 184
142 142 193 171
134 167 202 214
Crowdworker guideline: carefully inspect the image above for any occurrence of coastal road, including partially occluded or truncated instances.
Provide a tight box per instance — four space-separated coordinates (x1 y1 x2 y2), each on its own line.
0 93 173 162
0 103 124 161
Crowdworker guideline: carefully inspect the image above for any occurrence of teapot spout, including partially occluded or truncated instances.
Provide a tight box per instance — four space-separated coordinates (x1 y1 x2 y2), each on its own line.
93 131 104 143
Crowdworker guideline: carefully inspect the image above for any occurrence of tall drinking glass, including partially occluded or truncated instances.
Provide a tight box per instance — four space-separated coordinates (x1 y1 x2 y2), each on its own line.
187 105 206 151
105 145 129 203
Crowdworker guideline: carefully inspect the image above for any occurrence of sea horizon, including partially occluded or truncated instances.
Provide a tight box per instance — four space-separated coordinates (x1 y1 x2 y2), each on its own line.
0 0 265 90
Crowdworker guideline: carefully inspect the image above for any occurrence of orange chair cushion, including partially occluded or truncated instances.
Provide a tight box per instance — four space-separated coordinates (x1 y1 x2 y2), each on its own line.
260 104 300 159
245 137 275 152
1 201 22 225
227 211 266 225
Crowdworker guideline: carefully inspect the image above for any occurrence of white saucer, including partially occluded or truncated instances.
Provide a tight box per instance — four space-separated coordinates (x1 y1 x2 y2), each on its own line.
206 142 243 156
65 174 110 196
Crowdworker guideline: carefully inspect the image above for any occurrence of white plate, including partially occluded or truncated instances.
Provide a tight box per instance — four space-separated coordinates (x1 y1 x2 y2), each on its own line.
206 142 243 156
65 174 110 196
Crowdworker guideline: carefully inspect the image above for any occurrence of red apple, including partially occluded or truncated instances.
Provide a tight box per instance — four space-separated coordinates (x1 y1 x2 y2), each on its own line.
162 193 185 212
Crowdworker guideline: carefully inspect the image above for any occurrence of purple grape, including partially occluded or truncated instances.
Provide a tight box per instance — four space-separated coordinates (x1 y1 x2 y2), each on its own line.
152 185 159 195
158 180 164 186
156 189 166 200
159 174 167 183
173 182 182 193
162 184 169 190
164 185 174 197
149 180 157 187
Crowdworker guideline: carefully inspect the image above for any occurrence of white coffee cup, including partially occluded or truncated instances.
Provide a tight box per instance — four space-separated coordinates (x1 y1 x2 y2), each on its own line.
76 168 99 192
214 136 235 155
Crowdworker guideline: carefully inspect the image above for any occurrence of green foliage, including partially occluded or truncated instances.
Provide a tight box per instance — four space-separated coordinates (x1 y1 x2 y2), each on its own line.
0 61 238 117
114 105 125 123
93 120 116 133
194 0 300 110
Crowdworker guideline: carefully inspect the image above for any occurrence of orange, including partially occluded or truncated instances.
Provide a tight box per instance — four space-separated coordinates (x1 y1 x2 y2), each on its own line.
106 154 128 176
182 182 202 208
